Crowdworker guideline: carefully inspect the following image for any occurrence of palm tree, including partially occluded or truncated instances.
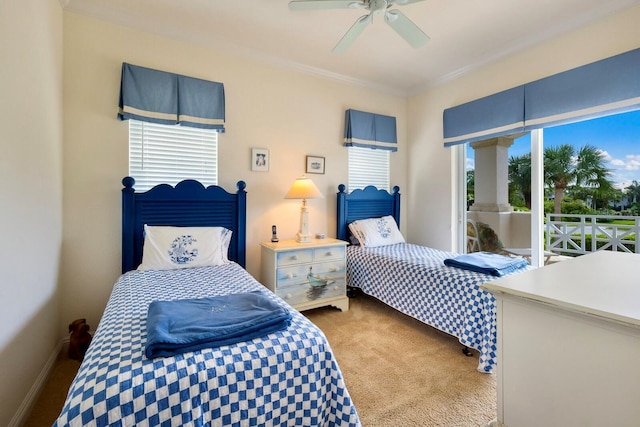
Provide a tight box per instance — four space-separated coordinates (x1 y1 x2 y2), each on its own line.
508 153 532 209
625 180 640 205
509 144 614 213
591 185 621 210
466 169 475 208
544 144 613 214
543 145 575 214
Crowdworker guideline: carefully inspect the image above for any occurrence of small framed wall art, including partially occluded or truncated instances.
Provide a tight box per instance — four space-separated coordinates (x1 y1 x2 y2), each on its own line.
306 155 325 174
251 148 269 172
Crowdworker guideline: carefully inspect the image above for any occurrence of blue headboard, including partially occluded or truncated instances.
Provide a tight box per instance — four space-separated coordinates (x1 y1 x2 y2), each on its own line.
121 177 247 273
336 184 401 242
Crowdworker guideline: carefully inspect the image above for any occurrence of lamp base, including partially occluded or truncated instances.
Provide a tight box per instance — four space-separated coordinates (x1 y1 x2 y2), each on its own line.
295 232 313 243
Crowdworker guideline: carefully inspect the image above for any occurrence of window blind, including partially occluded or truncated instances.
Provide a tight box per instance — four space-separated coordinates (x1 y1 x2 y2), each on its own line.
348 146 390 192
129 120 218 192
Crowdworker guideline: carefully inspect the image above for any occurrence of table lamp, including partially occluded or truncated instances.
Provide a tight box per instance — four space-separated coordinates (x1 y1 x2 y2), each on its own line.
285 176 324 243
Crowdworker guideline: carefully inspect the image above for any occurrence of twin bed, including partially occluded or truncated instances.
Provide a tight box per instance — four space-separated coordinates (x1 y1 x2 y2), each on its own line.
337 184 527 374
54 178 360 427
54 178 523 426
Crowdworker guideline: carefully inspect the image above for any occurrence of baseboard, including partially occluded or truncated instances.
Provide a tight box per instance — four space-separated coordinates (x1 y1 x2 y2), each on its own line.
8 337 68 427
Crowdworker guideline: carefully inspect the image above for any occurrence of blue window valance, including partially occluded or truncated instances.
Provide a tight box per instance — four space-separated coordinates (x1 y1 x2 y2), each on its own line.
443 86 525 146
344 109 398 152
118 63 225 132
443 47 640 146
524 48 640 130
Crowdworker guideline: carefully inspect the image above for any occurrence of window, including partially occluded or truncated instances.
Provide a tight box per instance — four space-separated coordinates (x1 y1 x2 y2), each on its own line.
129 120 218 191
348 146 389 192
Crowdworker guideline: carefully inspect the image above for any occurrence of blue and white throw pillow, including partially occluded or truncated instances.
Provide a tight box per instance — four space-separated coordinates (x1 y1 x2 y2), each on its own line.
348 215 405 248
138 225 232 271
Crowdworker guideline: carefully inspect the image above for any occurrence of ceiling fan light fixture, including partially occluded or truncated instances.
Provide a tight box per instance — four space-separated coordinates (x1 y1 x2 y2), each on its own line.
289 0 428 52
370 0 389 15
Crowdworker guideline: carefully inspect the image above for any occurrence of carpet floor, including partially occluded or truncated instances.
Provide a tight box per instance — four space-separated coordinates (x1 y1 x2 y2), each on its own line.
305 291 497 426
25 292 496 426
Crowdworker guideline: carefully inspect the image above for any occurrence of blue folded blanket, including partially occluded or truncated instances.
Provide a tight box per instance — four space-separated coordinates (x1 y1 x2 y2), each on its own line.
444 251 528 277
145 291 292 359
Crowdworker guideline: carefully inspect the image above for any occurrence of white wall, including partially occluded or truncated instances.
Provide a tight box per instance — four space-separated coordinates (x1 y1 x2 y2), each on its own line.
407 4 640 251
61 11 408 336
0 1 63 425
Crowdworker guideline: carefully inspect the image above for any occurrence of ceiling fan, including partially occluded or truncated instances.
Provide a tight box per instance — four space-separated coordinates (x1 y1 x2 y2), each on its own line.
288 0 430 53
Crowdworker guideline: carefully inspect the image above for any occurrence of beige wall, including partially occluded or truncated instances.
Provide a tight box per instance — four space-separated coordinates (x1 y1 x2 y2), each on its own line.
60 12 408 337
0 1 63 426
3 1 640 424
407 4 640 252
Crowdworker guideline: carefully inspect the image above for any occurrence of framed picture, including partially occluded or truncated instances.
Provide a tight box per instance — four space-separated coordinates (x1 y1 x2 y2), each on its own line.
251 148 269 172
306 155 325 174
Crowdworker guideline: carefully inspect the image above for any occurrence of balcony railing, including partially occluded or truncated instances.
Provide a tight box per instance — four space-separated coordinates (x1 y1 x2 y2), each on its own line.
546 213 640 256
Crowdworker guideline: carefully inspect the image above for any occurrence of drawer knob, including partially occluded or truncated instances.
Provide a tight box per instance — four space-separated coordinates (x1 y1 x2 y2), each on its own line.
285 293 292 299
329 267 338 272
286 273 297 279
326 251 333 256
290 255 298 260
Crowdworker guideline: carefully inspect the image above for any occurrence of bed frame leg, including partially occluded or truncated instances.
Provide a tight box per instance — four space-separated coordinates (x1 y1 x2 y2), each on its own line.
462 346 473 357
347 286 357 298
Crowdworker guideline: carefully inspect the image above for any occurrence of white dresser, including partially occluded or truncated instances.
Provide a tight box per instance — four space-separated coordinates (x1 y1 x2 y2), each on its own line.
260 238 349 312
482 251 640 427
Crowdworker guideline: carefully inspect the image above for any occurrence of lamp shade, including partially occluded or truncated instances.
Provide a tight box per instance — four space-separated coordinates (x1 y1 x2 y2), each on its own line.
285 176 324 200
285 176 323 243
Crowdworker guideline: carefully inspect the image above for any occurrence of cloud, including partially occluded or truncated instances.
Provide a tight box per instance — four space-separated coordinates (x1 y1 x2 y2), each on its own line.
622 154 640 171
607 153 640 171
598 149 611 161
466 157 475 171
603 151 640 188
615 180 633 190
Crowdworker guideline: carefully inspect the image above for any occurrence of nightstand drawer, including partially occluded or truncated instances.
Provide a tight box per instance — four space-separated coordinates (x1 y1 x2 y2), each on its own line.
309 260 344 276
313 246 345 262
276 264 310 288
276 249 313 266
276 277 346 307
277 260 345 289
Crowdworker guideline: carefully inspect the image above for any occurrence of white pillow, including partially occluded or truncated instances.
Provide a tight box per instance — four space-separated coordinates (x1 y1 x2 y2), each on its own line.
138 225 232 271
219 227 232 263
349 216 405 248
348 222 362 245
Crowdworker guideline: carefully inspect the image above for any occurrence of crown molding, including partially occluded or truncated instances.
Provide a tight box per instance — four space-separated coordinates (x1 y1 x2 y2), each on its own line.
62 1 408 97
62 0 637 99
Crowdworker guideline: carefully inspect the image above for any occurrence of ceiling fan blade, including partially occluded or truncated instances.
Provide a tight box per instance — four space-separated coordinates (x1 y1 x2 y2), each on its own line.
332 14 372 54
288 0 366 11
384 9 430 48
388 0 426 5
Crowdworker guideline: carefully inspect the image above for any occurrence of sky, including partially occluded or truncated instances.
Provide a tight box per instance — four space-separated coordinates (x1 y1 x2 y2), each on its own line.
467 109 640 190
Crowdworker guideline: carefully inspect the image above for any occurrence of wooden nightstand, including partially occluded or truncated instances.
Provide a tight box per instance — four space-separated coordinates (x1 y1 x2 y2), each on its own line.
260 238 349 312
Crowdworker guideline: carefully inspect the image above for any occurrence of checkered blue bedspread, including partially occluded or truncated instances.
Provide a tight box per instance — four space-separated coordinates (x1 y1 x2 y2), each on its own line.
54 263 360 427
347 244 521 373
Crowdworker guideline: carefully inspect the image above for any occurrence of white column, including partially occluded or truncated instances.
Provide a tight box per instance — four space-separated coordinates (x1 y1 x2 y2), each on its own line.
470 136 516 212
